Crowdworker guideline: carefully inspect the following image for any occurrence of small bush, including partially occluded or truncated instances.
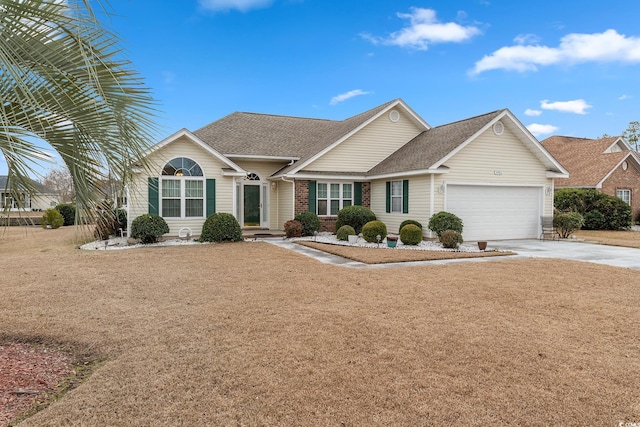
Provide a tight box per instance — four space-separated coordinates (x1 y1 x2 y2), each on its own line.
428 211 463 237
336 225 356 241
553 212 584 238
400 224 422 245
399 219 422 233
294 211 320 236
55 203 76 226
284 219 303 238
41 208 64 229
362 220 387 243
130 214 169 244
200 212 242 243
439 229 463 249
335 205 376 234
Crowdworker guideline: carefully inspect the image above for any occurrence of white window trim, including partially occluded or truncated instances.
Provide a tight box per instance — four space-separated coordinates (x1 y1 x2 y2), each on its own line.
616 189 631 205
160 177 205 219
390 180 403 213
317 182 353 216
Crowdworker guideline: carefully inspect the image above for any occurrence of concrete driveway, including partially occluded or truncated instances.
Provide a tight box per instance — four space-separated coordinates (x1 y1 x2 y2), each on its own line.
266 238 640 270
488 239 640 270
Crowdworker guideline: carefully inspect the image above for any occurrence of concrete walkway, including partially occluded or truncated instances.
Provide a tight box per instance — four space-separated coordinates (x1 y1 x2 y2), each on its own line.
264 238 640 270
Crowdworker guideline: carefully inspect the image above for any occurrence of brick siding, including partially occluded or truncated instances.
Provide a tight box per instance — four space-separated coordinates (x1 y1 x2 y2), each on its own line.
599 161 640 221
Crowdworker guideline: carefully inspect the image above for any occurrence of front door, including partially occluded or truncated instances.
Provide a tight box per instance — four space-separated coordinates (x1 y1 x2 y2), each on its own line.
243 184 261 227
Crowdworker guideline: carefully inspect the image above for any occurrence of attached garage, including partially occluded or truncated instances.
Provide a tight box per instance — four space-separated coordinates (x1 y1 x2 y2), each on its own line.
445 184 542 241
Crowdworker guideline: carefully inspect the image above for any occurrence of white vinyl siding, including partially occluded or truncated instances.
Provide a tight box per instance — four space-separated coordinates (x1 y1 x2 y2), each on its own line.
372 177 430 235
129 135 234 236
304 109 423 172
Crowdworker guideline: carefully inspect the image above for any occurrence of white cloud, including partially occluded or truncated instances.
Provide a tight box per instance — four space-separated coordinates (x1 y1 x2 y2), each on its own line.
472 29 640 74
330 90 371 105
619 94 632 100
362 7 481 50
527 123 559 137
540 99 591 114
198 0 272 12
514 33 540 45
524 109 542 117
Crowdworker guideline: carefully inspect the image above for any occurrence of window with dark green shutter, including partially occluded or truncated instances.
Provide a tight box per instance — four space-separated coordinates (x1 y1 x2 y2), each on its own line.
206 179 216 216
148 177 159 215
308 181 316 214
354 182 362 206
387 179 409 214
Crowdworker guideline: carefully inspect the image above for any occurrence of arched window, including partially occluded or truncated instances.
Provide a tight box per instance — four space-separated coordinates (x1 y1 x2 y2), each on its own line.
160 158 204 218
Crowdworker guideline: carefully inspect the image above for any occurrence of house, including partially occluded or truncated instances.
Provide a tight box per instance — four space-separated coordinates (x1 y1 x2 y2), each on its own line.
0 175 58 212
541 136 640 221
128 99 568 241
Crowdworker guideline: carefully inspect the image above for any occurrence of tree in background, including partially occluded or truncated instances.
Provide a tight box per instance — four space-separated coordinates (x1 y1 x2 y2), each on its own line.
42 166 74 203
0 0 158 219
622 121 640 151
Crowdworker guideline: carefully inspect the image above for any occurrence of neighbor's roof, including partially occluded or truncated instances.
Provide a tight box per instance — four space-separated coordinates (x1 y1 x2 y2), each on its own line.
540 136 635 187
368 109 505 176
0 175 53 193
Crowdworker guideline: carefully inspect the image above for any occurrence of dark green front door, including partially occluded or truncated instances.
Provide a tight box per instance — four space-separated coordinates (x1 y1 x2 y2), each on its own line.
243 185 260 226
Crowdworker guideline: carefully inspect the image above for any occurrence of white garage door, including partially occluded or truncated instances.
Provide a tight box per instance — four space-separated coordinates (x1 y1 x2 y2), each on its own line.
446 185 541 241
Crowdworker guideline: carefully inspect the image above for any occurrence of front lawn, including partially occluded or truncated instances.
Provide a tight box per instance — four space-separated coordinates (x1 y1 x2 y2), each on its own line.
1 226 640 426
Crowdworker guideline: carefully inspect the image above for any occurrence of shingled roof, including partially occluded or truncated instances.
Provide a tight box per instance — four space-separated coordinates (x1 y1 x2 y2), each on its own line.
0 175 53 193
368 110 505 176
540 136 632 187
193 99 399 165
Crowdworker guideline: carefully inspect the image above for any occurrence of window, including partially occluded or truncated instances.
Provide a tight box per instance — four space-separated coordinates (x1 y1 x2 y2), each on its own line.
391 180 403 213
160 158 204 218
316 182 353 216
617 189 631 205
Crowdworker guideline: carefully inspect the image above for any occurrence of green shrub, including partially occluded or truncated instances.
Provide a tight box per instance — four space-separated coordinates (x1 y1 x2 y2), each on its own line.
554 188 631 230
399 219 422 233
400 224 422 245
41 208 64 229
294 211 320 236
553 212 584 238
362 220 387 243
131 214 170 244
336 225 356 241
284 219 303 238
439 229 463 249
55 203 76 226
199 212 242 243
428 211 463 237
335 205 376 234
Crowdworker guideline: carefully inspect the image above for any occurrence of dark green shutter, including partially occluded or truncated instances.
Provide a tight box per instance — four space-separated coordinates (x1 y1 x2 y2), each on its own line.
354 182 362 206
148 177 159 215
206 179 216 216
385 181 391 213
403 180 409 213
308 181 316 214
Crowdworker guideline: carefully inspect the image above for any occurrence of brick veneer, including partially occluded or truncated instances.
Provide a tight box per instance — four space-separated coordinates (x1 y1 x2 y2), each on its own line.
599 161 640 221
293 180 372 233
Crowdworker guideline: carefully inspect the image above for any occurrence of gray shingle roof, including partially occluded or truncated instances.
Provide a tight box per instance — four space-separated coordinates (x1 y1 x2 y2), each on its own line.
193 99 399 173
0 175 52 193
367 110 505 176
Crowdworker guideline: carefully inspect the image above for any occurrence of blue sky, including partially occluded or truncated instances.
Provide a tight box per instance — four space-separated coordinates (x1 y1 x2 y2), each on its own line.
5 0 640 176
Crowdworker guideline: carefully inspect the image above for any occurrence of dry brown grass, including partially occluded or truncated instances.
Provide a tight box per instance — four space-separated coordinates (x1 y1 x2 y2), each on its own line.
2 226 640 426
298 241 513 264
574 229 640 248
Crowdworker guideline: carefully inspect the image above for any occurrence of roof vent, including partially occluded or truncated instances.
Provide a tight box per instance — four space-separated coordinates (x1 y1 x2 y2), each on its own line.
493 121 504 136
389 110 400 123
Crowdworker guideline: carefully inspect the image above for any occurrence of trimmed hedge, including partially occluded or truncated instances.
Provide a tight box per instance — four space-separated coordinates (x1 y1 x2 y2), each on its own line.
400 223 422 245
284 219 303 238
553 212 584 238
428 211 463 237
335 205 376 234
336 225 356 241
439 229 463 249
362 220 387 243
55 203 76 226
200 212 243 242
294 211 320 236
41 208 64 229
399 219 422 233
131 214 169 244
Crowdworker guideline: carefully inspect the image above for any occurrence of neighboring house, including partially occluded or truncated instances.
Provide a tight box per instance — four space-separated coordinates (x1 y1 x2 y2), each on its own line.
541 136 640 220
0 175 58 212
129 99 568 241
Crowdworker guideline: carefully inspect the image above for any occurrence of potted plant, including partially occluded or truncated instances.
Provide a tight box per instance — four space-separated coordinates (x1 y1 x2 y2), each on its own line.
477 241 488 251
386 235 398 248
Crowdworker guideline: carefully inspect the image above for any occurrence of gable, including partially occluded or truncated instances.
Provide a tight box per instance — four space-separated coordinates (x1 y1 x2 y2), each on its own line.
302 107 424 173
443 121 550 182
